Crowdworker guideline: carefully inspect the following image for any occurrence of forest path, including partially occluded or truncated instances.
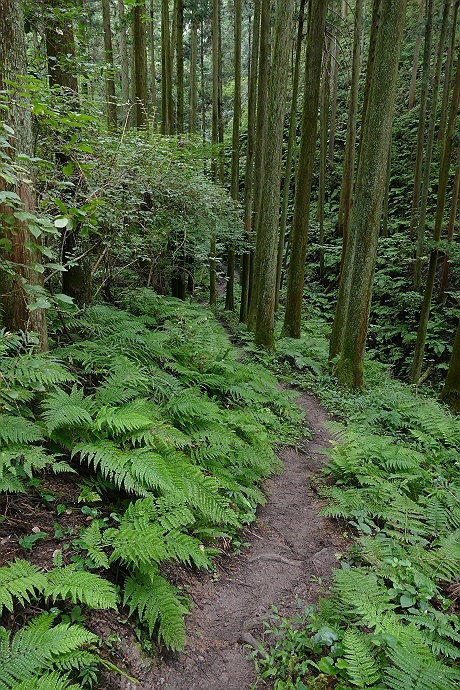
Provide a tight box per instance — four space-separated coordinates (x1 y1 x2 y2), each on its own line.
105 384 344 690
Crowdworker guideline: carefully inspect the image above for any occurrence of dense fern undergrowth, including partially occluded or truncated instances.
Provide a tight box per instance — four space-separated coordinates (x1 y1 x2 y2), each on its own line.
0 289 302 689
232 316 460 690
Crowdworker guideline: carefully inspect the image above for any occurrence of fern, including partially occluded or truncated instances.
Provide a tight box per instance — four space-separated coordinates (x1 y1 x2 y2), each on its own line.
0 416 42 445
123 569 188 650
0 560 48 615
342 629 380 688
44 566 117 609
385 644 460 690
42 386 94 436
9 671 81 690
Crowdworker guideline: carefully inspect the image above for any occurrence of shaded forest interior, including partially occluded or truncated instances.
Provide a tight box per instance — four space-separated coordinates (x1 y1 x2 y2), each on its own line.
1 0 460 688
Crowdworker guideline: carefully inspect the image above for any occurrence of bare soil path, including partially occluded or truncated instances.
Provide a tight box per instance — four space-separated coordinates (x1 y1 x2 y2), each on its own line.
102 389 344 690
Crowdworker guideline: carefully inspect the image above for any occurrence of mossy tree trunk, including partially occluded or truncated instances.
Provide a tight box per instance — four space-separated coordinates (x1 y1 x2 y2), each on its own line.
275 0 306 312
0 0 48 351
117 0 130 126
440 317 460 413
225 0 242 312
189 13 198 134
408 0 424 110
329 0 407 388
210 0 220 306
133 0 148 128
253 0 296 350
240 0 261 324
161 0 174 134
101 0 117 131
411 48 460 384
438 144 460 303
175 0 184 134
282 0 328 339
438 0 459 141
149 0 158 126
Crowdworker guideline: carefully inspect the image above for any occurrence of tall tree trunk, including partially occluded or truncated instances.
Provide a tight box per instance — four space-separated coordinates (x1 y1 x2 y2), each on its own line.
240 0 261 324
275 0 306 312
253 0 296 350
210 0 221 306
101 0 117 131
438 144 460 303
161 0 174 133
408 0 425 109
247 0 271 330
358 0 381 161
411 48 460 384
381 132 392 238
440 316 460 412
0 0 48 351
329 0 407 388
337 0 364 259
328 0 347 170
45 1 78 96
413 0 451 289
200 20 207 154
118 0 130 126
282 0 328 339
438 0 459 140
318 42 330 281
175 0 184 134
149 0 158 125
133 0 148 128
408 0 434 241
189 13 198 133
225 0 242 311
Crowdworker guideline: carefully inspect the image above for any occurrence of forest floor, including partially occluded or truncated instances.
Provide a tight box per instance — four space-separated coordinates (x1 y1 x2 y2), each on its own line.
94 388 346 690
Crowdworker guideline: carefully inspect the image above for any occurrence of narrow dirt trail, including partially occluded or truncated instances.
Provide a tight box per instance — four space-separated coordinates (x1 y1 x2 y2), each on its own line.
106 390 344 690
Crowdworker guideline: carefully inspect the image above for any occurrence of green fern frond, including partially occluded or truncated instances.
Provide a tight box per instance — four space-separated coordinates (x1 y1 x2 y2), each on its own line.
9 670 81 690
123 570 187 650
42 387 94 436
333 569 391 620
44 566 117 609
75 522 109 569
342 629 380 688
385 644 460 690
92 400 154 436
0 560 47 616
0 416 42 445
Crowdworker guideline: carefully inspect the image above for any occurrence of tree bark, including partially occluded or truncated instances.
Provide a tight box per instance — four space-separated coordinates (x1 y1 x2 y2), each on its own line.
149 0 158 126
118 0 130 126
438 144 460 303
282 0 328 339
189 13 198 133
328 0 347 170
133 0 148 128
438 0 459 141
408 0 425 109
161 0 174 134
101 0 117 131
440 316 460 412
329 0 407 388
253 0 296 350
411 47 460 384
175 0 184 134
275 0 306 311
0 0 48 350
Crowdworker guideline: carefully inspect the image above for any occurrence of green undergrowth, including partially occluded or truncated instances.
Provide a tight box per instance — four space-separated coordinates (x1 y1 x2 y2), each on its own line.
221 314 460 690
0 290 302 689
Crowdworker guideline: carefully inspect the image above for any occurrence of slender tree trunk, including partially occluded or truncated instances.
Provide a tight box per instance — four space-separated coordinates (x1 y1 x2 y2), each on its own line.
200 20 206 155
247 0 271 330
210 0 220 306
161 0 174 133
318 43 330 280
240 0 261 324
329 0 407 388
328 0 347 170
438 0 459 140
0 0 48 351
408 0 424 109
438 144 460 303
176 0 184 134
118 0 130 126
359 0 382 154
413 0 451 289
411 48 460 384
275 0 306 312
225 0 242 311
381 132 392 238
133 0 148 128
45 2 78 96
149 0 158 125
101 0 117 131
440 316 460 412
189 13 198 133
282 0 328 339
337 0 364 257
408 0 434 241
253 0 296 350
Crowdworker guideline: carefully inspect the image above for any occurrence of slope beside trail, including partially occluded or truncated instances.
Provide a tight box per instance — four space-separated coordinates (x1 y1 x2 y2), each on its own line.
99 385 345 690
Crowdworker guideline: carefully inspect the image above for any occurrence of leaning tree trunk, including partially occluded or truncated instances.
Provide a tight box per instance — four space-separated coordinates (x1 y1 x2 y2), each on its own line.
282 0 328 339
101 0 117 131
253 0 296 350
411 47 460 385
329 0 407 388
0 0 48 350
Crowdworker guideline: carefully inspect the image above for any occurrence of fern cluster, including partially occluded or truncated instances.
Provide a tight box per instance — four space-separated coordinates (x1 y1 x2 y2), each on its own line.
251 317 460 690
1 291 301 659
